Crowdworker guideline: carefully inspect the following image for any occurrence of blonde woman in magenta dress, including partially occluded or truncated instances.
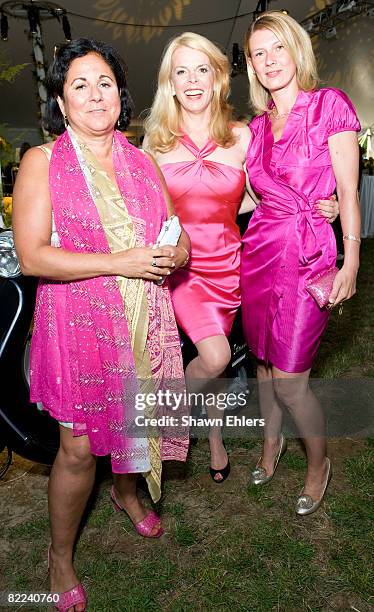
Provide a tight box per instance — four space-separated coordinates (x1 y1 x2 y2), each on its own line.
241 12 360 514
144 32 338 483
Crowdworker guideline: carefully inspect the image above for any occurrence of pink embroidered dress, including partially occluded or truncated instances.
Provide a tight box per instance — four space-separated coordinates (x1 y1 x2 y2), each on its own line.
241 88 360 373
30 129 188 500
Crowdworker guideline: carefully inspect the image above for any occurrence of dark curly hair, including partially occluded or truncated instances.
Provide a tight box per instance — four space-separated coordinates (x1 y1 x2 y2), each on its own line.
43 38 133 134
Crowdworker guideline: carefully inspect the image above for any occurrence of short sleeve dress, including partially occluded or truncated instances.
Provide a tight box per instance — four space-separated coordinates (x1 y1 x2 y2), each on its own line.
240 88 360 372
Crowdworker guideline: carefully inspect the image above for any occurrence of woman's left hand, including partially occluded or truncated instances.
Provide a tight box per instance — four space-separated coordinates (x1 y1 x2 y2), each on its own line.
316 195 339 224
328 265 358 307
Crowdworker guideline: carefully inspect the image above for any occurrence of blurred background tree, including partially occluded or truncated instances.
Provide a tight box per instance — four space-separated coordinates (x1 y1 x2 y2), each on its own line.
0 51 28 83
0 51 28 226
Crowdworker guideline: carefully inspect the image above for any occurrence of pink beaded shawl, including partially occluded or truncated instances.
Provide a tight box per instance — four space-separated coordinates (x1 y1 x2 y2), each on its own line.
30 129 188 500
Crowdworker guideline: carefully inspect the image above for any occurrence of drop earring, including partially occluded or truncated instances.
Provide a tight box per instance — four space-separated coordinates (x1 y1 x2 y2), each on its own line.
64 115 69 128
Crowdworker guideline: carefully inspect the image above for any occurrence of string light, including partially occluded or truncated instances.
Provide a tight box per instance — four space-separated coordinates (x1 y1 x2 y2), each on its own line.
27 5 39 35
61 14 71 41
0 1 72 41
300 0 373 38
230 0 373 75
0 11 8 40
231 42 246 77
0 1 73 142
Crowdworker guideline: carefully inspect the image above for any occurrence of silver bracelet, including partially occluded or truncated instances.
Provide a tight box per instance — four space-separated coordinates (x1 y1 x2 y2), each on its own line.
343 234 361 244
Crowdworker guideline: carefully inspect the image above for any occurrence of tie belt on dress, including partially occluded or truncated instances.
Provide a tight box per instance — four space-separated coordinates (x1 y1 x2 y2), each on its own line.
258 202 326 348
258 202 323 265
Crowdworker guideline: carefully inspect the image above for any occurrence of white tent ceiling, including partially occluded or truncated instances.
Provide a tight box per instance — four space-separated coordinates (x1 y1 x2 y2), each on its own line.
0 0 373 143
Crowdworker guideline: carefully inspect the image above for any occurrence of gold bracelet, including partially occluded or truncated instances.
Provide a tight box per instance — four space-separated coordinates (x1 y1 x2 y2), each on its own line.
179 246 190 265
343 234 361 244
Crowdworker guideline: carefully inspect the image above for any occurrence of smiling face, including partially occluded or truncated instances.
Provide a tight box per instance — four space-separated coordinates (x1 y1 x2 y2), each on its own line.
248 28 297 95
57 52 121 136
170 46 215 116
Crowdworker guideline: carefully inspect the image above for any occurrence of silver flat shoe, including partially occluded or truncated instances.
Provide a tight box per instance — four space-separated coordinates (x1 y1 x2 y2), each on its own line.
250 434 287 485
295 458 332 516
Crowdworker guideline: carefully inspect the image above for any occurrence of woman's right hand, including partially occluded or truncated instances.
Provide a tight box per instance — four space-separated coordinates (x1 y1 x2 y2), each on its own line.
112 245 176 281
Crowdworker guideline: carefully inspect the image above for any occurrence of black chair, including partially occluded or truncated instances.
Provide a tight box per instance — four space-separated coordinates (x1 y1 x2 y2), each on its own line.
0 234 59 470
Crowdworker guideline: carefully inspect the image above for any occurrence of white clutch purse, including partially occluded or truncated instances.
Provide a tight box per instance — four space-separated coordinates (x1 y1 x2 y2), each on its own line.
154 215 182 285
156 215 182 246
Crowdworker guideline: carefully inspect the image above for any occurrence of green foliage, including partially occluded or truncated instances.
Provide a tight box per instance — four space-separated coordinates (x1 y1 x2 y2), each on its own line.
0 51 28 83
0 130 13 164
313 238 374 377
0 52 28 170
1 245 374 611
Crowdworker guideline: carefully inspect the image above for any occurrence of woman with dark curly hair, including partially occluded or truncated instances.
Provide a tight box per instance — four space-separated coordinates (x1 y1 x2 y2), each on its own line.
13 38 190 611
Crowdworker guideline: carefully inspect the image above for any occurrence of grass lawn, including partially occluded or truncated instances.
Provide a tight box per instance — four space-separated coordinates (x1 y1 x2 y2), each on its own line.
0 239 373 611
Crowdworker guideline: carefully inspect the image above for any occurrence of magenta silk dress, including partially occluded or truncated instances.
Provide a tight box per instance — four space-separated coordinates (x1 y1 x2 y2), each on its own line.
241 88 360 373
161 134 246 344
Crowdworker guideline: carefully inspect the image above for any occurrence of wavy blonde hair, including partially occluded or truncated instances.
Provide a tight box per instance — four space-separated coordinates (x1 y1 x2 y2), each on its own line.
244 11 319 115
144 32 235 152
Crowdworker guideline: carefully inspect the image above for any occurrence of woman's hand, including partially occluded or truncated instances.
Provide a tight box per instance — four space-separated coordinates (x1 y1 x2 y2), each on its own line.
112 245 176 281
328 264 358 307
315 195 339 224
159 244 189 270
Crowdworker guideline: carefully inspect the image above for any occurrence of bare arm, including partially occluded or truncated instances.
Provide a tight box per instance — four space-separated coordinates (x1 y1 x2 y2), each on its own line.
328 130 360 305
238 169 259 214
12 147 176 282
144 151 191 268
235 123 258 215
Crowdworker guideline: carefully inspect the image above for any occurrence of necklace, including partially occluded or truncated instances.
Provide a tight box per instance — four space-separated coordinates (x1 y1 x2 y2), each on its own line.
270 108 290 120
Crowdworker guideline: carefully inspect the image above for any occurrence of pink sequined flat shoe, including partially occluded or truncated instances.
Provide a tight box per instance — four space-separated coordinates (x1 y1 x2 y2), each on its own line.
110 485 164 538
54 584 87 612
48 546 87 612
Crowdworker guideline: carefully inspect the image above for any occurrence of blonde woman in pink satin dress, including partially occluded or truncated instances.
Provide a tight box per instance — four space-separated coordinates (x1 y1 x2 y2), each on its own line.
242 12 360 514
144 32 338 483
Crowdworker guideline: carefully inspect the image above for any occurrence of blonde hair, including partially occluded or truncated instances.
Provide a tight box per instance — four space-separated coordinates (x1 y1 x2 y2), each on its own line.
144 32 235 152
244 11 319 115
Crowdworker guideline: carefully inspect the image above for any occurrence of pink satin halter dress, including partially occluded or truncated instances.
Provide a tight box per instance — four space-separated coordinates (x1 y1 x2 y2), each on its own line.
241 88 360 373
161 134 246 344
